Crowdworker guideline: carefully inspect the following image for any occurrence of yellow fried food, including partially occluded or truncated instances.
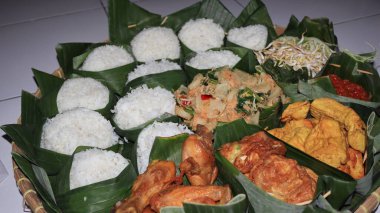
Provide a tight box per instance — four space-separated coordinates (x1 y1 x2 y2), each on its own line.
310 98 366 153
338 148 365 180
304 117 348 168
281 101 310 122
268 119 313 152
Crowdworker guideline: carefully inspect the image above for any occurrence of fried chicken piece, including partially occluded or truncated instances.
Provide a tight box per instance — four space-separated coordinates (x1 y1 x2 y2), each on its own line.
149 185 232 212
268 119 314 152
338 148 365 180
114 160 177 213
180 125 218 186
310 98 366 153
304 117 348 168
249 154 317 204
219 131 286 174
281 101 310 122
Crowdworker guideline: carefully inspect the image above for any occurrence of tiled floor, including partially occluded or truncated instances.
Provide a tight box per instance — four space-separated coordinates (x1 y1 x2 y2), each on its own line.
0 0 379 212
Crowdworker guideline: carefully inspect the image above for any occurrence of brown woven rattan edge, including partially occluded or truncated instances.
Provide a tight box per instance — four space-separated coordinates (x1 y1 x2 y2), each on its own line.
11 68 63 213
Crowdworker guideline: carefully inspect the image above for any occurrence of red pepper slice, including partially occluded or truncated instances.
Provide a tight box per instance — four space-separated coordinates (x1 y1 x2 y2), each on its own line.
201 94 213 100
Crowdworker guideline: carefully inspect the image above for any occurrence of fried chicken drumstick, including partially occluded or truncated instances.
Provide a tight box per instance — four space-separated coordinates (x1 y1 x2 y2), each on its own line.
113 160 178 213
180 125 218 186
149 185 232 212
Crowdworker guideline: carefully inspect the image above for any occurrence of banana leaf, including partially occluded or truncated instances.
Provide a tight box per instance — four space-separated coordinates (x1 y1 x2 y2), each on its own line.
230 0 277 44
282 79 380 109
214 119 357 212
125 70 188 93
321 52 380 102
161 194 248 213
195 0 236 31
109 0 161 44
258 102 281 129
53 147 137 213
161 2 202 32
56 43 93 76
183 47 252 80
112 113 181 143
259 59 309 84
283 15 337 46
33 69 117 119
12 153 61 212
149 133 190 167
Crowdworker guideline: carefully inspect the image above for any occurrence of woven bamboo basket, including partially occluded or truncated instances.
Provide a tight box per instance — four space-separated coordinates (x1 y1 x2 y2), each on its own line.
10 27 380 212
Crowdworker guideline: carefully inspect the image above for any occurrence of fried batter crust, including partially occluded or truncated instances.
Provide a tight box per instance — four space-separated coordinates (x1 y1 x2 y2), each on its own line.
249 154 317 204
304 117 348 168
310 98 366 153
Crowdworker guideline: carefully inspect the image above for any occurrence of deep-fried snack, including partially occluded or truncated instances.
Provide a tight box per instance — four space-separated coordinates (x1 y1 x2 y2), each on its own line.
149 185 232 212
249 154 317 204
180 125 218 186
338 148 365 180
304 117 348 168
220 132 317 204
219 131 286 174
281 101 310 122
114 160 177 213
268 119 313 151
310 98 366 153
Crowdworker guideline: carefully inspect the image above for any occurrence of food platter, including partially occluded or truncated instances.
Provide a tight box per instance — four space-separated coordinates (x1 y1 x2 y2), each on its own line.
4 0 380 212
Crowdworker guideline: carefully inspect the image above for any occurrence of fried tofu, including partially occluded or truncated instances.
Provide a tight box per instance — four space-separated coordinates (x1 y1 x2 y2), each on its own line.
304 117 348 168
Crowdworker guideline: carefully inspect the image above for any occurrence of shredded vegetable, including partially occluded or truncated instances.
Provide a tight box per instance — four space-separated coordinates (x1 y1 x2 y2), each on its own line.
257 36 334 77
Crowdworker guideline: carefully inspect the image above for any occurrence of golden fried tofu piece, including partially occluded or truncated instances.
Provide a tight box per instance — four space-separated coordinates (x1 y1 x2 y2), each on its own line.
304 117 348 168
268 119 314 152
281 101 310 122
338 148 365 180
249 154 317 204
310 98 366 153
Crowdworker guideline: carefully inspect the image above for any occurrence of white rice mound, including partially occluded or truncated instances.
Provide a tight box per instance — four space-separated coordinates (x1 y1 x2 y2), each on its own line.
186 50 241 69
227 25 268 51
81 45 134 71
69 148 129 190
131 27 180 62
179 18 225 52
57 78 109 113
41 108 119 155
137 121 192 173
113 85 176 130
127 59 181 83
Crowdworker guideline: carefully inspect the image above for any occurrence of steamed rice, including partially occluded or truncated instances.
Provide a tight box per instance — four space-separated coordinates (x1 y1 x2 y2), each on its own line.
186 50 241 69
41 108 119 155
137 121 192 173
81 45 134 71
57 77 109 113
178 18 225 52
69 148 128 190
227 25 268 51
131 27 180 62
127 60 181 83
113 85 176 130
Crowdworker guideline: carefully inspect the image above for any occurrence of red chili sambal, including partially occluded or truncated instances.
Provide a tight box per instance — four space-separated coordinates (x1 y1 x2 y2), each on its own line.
328 74 370 101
